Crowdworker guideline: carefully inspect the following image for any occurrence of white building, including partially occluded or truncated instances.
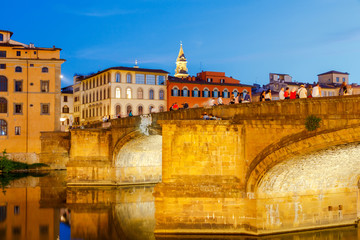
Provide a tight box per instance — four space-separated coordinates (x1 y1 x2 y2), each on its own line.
60 85 73 131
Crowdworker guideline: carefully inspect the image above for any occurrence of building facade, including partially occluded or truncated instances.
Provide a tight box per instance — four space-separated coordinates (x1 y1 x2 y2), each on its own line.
318 70 349 84
167 71 252 109
0 30 65 161
60 85 73 131
76 66 168 125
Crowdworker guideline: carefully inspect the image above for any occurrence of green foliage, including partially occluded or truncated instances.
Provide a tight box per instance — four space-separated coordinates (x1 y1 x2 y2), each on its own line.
0 150 49 173
305 115 322 131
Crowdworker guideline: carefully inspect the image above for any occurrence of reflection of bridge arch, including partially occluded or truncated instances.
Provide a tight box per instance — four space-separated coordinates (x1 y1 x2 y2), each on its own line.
246 124 360 193
112 130 162 184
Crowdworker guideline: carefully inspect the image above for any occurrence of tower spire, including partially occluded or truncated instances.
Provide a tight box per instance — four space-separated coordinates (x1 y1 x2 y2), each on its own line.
175 42 189 78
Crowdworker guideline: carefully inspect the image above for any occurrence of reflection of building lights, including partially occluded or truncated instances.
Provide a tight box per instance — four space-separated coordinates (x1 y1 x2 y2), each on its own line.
60 118 66 122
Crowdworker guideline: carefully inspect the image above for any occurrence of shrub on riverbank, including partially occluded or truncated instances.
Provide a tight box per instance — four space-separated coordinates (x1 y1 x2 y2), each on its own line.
0 150 48 173
305 115 321 131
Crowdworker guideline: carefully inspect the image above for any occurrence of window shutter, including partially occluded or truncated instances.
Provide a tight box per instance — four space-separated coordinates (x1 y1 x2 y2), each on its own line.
191 90 194 97
171 89 174 96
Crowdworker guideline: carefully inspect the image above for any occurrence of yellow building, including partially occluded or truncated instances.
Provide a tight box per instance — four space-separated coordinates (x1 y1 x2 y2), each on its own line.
0 30 65 162
75 66 168 125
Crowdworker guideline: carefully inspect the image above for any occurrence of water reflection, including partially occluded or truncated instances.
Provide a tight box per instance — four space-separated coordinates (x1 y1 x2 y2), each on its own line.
0 172 359 240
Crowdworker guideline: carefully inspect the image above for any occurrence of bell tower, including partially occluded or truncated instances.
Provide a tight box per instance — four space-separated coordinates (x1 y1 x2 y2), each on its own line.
175 42 189 78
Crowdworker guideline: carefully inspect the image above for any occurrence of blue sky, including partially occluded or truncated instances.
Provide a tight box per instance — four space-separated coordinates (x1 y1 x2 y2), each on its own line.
3 0 360 87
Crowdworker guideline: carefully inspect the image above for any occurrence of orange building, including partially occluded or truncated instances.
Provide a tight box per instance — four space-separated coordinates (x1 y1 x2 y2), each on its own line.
167 71 252 109
0 30 65 162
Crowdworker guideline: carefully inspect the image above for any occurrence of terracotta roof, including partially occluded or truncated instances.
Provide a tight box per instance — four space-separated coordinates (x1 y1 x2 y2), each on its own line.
168 76 253 87
317 70 349 76
0 30 13 37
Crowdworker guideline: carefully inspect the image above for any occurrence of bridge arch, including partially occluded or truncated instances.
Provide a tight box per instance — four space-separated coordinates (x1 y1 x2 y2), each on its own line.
112 129 162 184
246 124 360 193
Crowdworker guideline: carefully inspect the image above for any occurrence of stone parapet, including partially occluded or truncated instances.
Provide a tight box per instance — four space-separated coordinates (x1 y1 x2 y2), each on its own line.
40 131 70 169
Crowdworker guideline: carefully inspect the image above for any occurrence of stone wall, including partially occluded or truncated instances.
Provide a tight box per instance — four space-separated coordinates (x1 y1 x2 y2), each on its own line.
40 131 70 169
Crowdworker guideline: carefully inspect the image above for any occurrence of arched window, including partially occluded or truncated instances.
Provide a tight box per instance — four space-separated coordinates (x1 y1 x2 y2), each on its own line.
159 90 164 100
127 74 132 83
0 98 7 113
115 87 121 98
233 89 239 98
62 105 69 113
116 73 120 83
0 34 3 42
100 90 102 100
149 105 155 113
213 88 219 98
182 87 189 97
127 105 132 115
149 89 154 99
203 88 210 98
192 88 199 97
159 105 164 112
42 67 48 73
0 120 7 136
115 105 121 116
126 88 132 99
138 105 143 115
223 89 229 98
15 66 22 73
137 88 143 99
171 87 179 96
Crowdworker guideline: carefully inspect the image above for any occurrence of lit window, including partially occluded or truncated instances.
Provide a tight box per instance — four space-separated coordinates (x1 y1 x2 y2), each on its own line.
62 105 69 113
135 74 145 84
15 126 20 135
126 88 132 99
116 87 121 98
14 206 20 215
15 66 22 73
0 120 7 135
41 81 49 92
146 75 155 85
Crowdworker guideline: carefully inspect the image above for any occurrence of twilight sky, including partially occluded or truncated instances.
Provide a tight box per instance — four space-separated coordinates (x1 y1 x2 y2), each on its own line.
3 0 360 87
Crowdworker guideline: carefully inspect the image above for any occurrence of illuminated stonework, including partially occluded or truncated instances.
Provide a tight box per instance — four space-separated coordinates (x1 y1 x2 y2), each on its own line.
174 43 189 78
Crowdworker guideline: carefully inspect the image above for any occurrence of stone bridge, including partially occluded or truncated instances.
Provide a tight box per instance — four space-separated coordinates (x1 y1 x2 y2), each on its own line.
41 94 360 235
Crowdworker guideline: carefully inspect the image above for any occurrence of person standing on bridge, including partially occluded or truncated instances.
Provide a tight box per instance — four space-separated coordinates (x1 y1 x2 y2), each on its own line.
243 91 252 103
264 89 272 101
279 88 285 100
284 87 290 99
290 88 297 99
297 85 307 99
217 96 223 105
312 83 322 97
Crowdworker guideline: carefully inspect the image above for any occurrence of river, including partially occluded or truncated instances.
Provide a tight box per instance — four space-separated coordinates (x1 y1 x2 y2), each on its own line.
0 171 358 240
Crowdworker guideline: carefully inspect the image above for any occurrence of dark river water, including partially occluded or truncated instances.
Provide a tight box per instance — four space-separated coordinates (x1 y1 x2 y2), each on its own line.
0 171 358 240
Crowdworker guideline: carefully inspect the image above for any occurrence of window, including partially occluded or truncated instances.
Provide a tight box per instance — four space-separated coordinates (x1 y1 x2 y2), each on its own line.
116 73 120 83
159 105 164 112
42 67 48 73
0 98 7 113
207 78 212 83
158 75 165 85
149 105 154 113
0 205 6 222
115 87 121 98
192 88 199 97
62 105 69 113
41 103 50 115
40 81 49 92
137 88 143 99
127 74 132 83
64 96 68 102
182 88 188 97
0 34 3 42
171 87 179 96
213 89 219 98
15 80 22 92
126 88 132 99
14 206 20 215
159 90 164 100
15 66 22 72
149 89 154 99
14 104 22 114
74 87 80 92
127 105 132 115
220 79 225 83
115 105 121 116
343 77 346 82
16 51 21 56
203 88 209 98
146 75 156 85
0 51 6 58
30 64 34 67
1 76 9 91
336 77 339 82
0 64 5 69
233 90 238 98
135 74 145 84
138 105 143 115
0 120 7 135
223 89 229 98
